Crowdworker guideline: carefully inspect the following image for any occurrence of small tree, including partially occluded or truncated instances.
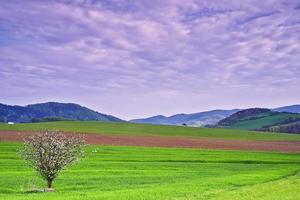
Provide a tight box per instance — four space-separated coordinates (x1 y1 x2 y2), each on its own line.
20 130 85 191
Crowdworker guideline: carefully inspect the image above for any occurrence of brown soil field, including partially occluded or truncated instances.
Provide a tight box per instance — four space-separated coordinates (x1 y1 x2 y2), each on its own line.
1 130 300 152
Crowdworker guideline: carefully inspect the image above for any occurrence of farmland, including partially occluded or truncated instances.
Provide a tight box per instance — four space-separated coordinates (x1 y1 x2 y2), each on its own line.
1 121 300 141
1 142 300 200
0 121 300 199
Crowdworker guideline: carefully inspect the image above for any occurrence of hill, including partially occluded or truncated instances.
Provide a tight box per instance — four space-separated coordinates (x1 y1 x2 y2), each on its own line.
218 108 273 127
0 102 122 123
273 105 300 113
218 108 300 133
130 105 300 127
130 109 240 126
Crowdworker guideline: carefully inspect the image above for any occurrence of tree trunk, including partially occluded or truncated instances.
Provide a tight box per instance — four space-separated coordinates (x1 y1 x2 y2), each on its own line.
47 180 52 189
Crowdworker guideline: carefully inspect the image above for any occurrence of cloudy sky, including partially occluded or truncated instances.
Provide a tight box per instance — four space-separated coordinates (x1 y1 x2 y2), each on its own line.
0 0 300 120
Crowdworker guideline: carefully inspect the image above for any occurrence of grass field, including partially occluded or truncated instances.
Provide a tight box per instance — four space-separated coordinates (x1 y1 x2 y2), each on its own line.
1 121 300 141
1 121 300 199
1 142 300 200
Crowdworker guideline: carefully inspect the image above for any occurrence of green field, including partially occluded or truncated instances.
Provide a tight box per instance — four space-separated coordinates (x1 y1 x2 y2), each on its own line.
1 121 300 199
1 142 300 200
1 121 300 141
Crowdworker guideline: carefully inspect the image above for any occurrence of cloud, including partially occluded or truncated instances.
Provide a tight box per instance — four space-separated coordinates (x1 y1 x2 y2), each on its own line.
0 0 299 119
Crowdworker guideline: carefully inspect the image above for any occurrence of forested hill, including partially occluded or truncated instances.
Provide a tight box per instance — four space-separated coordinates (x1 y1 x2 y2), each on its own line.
0 102 123 123
218 108 300 134
218 108 272 126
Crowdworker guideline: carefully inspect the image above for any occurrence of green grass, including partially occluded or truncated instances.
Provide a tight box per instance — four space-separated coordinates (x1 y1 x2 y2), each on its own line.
227 113 300 130
0 142 299 200
214 172 300 200
1 121 300 141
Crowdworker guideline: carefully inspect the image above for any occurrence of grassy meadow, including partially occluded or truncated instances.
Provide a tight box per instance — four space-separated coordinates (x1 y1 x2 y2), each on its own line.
1 121 300 199
1 121 300 141
1 142 300 200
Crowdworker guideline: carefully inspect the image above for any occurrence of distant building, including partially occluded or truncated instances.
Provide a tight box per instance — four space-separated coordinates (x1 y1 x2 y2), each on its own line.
7 122 15 125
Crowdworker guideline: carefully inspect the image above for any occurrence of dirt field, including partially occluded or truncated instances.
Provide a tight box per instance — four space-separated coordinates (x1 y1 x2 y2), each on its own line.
1 130 300 152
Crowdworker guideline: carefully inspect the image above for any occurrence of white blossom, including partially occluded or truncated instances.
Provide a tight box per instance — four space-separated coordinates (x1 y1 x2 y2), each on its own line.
19 130 85 190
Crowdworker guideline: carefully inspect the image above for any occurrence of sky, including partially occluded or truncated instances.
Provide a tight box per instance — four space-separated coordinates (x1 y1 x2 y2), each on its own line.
0 0 300 120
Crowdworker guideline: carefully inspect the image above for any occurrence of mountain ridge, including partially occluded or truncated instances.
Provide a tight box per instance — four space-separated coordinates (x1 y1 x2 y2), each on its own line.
0 102 122 123
130 109 240 126
273 105 300 113
1 102 299 126
130 105 300 127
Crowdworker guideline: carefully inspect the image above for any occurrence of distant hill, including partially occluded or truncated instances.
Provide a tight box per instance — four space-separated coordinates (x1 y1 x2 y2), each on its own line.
130 115 168 124
130 109 240 126
217 108 300 134
130 104 300 127
218 108 273 127
0 102 122 123
273 105 300 113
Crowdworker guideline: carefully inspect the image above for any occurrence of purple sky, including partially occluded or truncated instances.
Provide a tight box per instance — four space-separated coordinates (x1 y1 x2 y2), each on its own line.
0 0 300 120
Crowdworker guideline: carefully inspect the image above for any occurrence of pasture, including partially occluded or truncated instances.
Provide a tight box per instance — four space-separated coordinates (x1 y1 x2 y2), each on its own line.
0 142 300 200
1 122 300 199
1 121 300 141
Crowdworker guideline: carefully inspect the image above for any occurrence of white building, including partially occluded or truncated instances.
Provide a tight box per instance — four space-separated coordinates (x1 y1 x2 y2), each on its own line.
7 122 15 125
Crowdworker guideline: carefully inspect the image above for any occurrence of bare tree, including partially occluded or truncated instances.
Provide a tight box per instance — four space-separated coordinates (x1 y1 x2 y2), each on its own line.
20 130 85 191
